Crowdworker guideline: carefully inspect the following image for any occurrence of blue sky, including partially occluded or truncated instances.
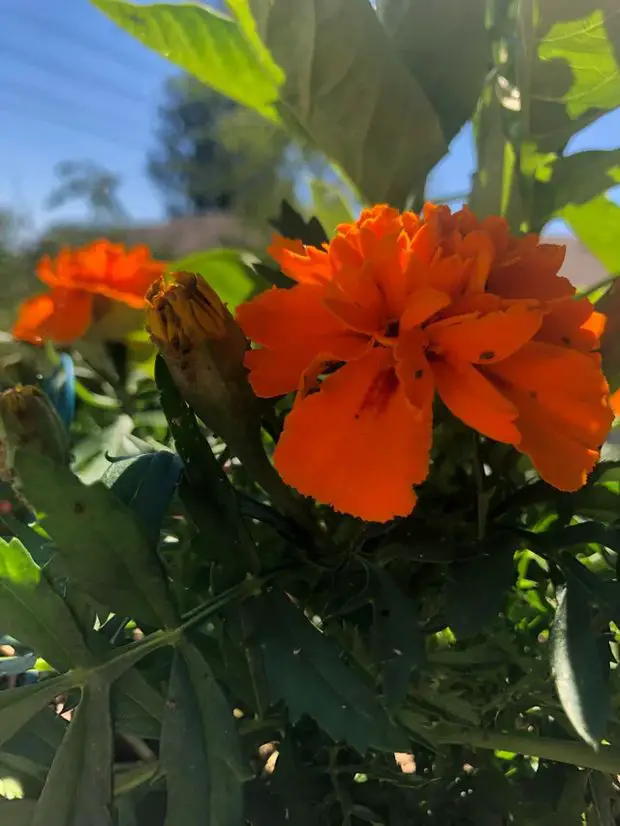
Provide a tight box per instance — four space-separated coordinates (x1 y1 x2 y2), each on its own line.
1 0 619 237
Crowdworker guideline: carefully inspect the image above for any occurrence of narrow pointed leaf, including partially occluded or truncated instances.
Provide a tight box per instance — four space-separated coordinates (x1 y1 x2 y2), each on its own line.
0 674 74 749
161 641 246 826
32 677 113 826
259 594 406 753
14 450 178 629
551 580 610 749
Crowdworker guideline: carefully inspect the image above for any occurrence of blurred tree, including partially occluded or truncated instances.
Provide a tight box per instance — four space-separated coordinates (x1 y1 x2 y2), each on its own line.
46 160 128 225
148 74 299 223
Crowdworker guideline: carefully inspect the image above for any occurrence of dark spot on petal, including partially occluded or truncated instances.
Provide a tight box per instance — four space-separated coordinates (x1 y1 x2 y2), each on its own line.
479 351 495 360
530 390 537 399
414 369 424 379
354 413 360 420
561 336 571 345
384 320 400 338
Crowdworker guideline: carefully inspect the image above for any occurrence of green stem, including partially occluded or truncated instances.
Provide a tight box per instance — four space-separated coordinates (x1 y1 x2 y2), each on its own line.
431 723 620 774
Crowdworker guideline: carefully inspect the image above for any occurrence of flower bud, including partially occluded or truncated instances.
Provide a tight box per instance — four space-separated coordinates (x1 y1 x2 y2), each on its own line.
0 386 71 472
146 273 309 526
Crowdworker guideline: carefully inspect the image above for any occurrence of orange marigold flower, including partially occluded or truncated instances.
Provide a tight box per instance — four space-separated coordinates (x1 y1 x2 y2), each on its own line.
12 240 166 345
237 203 613 523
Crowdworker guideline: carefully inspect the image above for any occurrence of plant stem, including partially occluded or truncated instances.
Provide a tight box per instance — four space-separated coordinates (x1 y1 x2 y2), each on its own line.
431 723 620 774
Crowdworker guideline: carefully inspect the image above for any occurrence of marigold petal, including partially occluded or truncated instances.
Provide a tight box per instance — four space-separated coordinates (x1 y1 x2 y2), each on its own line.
400 288 451 332
537 297 604 351
267 233 331 285
432 358 520 443
428 303 543 364
486 342 613 449
395 329 435 414
487 240 572 301
498 383 603 491
12 289 93 345
237 285 369 396
274 348 431 522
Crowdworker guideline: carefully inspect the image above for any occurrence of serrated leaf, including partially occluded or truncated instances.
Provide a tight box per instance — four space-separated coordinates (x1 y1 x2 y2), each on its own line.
371 568 425 707
92 0 283 120
0 537 92 672
160 641 246 826
378 0 490 141
259 594 405 754
0 675 73 749
15 450 178 629
102 451 183 549
551 580 610 749
269 200 328 247
32 677 113 826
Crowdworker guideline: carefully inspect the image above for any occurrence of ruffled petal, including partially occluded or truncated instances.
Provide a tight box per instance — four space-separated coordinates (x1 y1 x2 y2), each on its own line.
486 342 613 452
267 234 332 285
395 329 435 415
12 289 93 345
431 358 521 443
499 383 604 491
487 239 572 301
237 285 369 396
427 303 542 364
274 348 431 522
536 296 604 352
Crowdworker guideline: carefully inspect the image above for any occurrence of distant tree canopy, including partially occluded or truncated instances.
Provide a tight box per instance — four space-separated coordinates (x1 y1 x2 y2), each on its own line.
148 74 299 222
46 161 128 225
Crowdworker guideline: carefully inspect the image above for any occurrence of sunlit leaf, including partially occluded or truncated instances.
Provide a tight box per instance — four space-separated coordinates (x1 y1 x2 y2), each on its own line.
92 0 283 120
551 579 610 749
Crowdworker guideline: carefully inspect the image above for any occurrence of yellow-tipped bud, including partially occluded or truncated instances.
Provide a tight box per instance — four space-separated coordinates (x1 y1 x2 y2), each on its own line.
146 272 230 349
147 272 309 527
0 385 70 470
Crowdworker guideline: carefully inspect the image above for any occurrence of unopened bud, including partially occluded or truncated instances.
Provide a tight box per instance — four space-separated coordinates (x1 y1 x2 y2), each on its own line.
0 386 70 472
146 272 310 526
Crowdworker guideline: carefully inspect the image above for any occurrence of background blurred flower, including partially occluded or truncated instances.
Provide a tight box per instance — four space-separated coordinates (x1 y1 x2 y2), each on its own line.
12 239 166 346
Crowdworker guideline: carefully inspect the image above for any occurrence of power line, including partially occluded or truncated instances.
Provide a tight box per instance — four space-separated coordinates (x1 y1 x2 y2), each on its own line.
0 75 145 131
0 39 150 108
3 5 150 75
0 93 145 153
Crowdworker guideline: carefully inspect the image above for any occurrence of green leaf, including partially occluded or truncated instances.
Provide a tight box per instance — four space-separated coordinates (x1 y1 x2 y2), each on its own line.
14 450 178 629
3 707 67 775
269 727 321 826
0 674 74 751
259 593 406 753
160 641 246 826
378 0 490 141
551 579 610 749
168 248 265 310
102 452 183 549
370 568 425 707
530 3 620 152
445 537 517 638
32 677 113 826
244 0 446 204
0 800 37 826
94 0 446 205
560 196 620 275
91 0 283 120
309 180 355 237
0 537 92 672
